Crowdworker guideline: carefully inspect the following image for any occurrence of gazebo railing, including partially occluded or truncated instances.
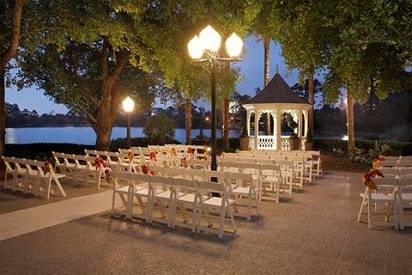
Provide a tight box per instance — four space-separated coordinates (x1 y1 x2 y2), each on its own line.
280 138 290 151
258 135 276 150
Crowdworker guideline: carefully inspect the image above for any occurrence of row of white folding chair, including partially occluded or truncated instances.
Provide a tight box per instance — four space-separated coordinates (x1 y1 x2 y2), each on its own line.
85 149 135 171
151 166 259 221
111 171 236 238
379 156 412 168
150 144 206 160
358 176 412 229
225 152 316 185
2 156 66 199
52 152 109 189
218 160 293 202
220 158 302 191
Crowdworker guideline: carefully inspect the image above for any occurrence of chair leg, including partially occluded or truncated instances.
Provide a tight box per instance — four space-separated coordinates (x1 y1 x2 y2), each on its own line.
357 196 366 223
227 205 237 233
196 204 203 232
219 208 225 239
111 190 116 216
367 197 372 229
3 170 7 190
191 204 198 232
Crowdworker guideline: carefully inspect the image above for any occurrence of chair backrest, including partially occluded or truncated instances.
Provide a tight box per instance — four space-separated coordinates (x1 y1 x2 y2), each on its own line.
111 170 131 182
399 157 412 167
52 151 68 165
162 167 186 179
185 168 205 181
148 165 164 176
203 170 226 183
380 156 400 167
399 168 412 180
379 167 399 177
128 172 150 184
236 162 260 174
218 161 240 172
2 156 17 171
197 180 225 195
373 177 399 189
258 163 281 178
149 175 174 191
173 178 198 193
224 171 254 190
186 159 209 170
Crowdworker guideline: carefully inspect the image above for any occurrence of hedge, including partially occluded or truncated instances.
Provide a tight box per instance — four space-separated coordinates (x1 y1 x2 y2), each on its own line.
313 139 412 155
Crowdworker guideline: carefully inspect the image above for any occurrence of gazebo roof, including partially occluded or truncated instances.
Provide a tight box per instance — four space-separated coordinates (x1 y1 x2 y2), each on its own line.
247 73 310 105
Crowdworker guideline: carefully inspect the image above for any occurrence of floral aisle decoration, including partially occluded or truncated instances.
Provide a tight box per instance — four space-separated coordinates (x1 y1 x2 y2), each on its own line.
94 155 112 184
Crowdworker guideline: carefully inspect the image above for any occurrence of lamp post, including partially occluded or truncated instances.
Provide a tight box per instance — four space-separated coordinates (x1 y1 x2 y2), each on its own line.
122 96 135 148
188 25 243 171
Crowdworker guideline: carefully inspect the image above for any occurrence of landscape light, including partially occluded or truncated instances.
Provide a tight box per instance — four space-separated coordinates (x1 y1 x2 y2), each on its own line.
199 25 221 52
225 33 243 57
122 96 135 113
187 35 204 59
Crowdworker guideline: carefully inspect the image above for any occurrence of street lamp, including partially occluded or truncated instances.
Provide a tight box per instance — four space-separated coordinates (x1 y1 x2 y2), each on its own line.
122 96 135 148
188 25 243 171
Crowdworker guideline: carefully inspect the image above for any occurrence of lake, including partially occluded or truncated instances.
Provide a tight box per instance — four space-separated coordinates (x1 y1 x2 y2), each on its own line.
5 127 241 145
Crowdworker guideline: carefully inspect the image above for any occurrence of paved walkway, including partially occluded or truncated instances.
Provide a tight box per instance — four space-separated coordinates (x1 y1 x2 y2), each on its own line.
0 190 116 241
1 171 411 274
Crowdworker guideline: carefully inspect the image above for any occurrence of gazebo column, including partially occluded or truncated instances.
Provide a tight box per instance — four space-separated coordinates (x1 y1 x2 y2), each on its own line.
246 110 251 136
272 111 276 150
254 110 259 150
303 109 309 138
297 110 302 138
275 110 281 150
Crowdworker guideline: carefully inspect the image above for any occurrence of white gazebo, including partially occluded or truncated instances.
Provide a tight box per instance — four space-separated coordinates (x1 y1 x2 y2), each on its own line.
243 73 312 150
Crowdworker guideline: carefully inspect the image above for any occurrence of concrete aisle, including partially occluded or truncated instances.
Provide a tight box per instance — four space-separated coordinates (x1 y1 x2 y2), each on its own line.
0 190 116 241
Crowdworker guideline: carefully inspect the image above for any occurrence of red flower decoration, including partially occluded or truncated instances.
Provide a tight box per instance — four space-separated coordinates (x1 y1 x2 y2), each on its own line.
94 155 107 169
149 151 157 161
363 168 384 190
141 165 154 176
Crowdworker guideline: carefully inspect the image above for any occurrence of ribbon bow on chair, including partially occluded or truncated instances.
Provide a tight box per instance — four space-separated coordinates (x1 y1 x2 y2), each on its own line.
94 155 112 184
363 168 384 190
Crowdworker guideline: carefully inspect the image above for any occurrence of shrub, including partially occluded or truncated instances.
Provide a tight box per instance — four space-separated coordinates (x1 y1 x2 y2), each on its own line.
143 114 175 144
314 139 412 155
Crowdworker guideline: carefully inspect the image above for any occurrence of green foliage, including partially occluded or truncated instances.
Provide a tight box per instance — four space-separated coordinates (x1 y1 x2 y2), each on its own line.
349 143 393 165
314 139 412 156
143 114 175 144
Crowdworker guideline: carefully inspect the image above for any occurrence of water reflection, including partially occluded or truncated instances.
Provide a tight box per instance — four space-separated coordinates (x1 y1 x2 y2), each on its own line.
5 127 241 145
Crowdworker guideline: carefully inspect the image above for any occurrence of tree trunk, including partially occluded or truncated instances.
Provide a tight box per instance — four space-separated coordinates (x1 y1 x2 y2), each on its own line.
346 90 356 153
307 72 315 142
93 50 127 150
0 69 5 156
95 100 114 150
222 97 230 150
0 0 27 157
185 97 192 145
263 37 271 135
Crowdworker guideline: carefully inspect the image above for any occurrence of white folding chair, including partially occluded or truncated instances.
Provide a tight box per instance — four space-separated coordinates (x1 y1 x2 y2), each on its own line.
398 177 412 229
197 180 236 238
225 171 259 220
258 163 282 203
357 177 399 229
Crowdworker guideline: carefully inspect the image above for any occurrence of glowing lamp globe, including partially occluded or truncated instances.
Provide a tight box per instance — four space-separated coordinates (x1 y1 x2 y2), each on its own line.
199 25 221 52
122 96 135 113
188 35 204 59
225 33 243 57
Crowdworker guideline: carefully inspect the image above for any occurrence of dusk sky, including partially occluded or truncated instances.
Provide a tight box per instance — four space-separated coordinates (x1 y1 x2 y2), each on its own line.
5 36 301 114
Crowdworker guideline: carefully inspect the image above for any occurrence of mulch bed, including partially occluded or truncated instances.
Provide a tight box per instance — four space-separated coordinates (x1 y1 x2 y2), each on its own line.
321 152 369 173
